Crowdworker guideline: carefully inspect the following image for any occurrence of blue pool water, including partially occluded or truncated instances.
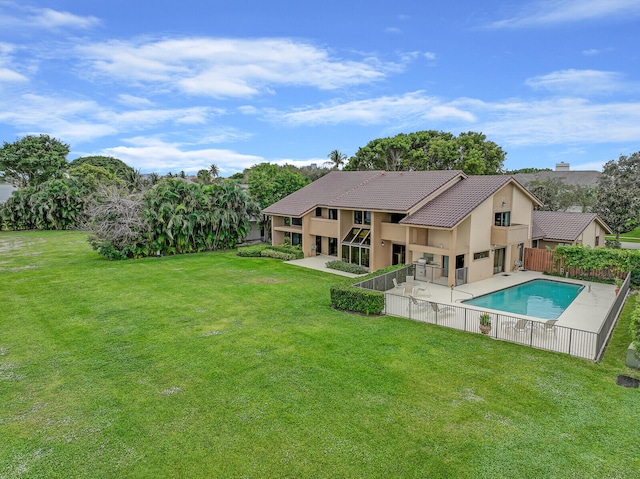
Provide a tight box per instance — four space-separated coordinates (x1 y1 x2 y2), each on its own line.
463 279 584 319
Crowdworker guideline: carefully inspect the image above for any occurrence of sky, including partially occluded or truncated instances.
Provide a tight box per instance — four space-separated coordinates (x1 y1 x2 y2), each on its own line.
1 0 639 177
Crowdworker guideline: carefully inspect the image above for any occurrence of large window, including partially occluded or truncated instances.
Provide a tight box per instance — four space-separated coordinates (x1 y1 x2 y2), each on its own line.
494 211 511 227
291 232 302 246
328 209 338 220
341 227 370 268
354 210 371 225
291 217 302 226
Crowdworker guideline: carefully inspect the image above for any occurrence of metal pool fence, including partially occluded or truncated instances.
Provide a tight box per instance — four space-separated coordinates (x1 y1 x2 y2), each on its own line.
354 267 630 361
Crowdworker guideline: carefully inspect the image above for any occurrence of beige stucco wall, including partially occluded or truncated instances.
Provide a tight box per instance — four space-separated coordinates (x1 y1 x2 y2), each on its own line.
467 198 495 283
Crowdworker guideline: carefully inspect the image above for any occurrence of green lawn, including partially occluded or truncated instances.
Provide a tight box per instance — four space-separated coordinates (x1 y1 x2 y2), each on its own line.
607 226 640 243
1 231 639 478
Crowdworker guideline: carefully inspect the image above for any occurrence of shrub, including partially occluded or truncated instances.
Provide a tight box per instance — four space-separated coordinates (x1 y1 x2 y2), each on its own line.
236 244 270 257
330 283 384 315
260 249 297 261
268 244 304 259
631 300 640 354
325 260 368 275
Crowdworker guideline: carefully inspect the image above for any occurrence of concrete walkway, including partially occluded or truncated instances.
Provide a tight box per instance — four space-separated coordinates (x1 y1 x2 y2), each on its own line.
285 254 363 278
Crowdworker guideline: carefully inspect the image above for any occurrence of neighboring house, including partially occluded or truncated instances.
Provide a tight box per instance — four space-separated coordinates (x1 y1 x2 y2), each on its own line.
262 170 541 286
532 211 611 249
513 162 601 189
0 183 16 203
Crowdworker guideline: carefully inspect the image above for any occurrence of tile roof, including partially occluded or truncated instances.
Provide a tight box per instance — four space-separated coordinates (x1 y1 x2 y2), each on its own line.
532 211 610 241
400 175 516 228
262 170 463 216
514 170 601 188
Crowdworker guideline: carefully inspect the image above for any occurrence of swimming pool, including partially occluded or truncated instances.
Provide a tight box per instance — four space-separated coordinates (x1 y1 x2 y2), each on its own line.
463 279 584 320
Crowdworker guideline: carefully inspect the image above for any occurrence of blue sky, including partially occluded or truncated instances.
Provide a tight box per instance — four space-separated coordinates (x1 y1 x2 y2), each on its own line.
1 0 639 176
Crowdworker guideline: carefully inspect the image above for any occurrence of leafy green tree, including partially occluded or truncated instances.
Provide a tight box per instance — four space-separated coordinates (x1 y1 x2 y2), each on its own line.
344 130 505 174
0 134 69 187
196 169 212 184
69 163 124 192
68 155 134 181
528 178 575 211
247 163 309 240
594 152 640 243
0 177 86 230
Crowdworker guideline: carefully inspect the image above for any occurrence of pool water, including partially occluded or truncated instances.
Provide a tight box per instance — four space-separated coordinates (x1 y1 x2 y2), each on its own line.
463 279 584 319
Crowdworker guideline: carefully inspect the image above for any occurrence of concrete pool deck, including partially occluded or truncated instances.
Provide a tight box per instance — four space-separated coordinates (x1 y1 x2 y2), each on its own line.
410 270 617 333
285 256 620 334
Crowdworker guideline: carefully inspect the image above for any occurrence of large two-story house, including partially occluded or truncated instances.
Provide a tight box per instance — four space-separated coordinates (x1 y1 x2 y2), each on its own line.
263 170 546 286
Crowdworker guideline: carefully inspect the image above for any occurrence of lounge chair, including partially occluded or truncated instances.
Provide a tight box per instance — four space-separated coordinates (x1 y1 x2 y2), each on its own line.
535 319 558 338
503 318 530 334
430 302 453 315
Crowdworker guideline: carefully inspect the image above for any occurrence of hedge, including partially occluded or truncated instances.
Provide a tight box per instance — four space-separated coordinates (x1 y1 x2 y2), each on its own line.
330 283 385 315
325 260 368 275
237 243 303 260
329 264 407 315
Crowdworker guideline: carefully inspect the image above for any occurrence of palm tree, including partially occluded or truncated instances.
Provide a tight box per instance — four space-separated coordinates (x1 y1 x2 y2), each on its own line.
325 150 347 170
209 163 220 179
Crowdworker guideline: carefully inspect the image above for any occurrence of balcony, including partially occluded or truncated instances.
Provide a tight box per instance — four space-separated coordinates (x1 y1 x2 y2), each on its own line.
491 224 529 245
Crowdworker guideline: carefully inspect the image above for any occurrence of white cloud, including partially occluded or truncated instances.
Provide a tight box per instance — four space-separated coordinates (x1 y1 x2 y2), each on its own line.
0 67 27 82
76 37 396 98
30 8 100 30
488 0 640 28
525 69 630 95
0 4 100 31
269 91 476 126
117 94 155 108
101 137 264 174
458 97 640 146
0 93 221 143
385 27 403 35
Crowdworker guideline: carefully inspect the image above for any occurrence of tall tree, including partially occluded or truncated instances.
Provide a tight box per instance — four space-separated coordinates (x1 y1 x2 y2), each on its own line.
594 152 640 244
325 150 347 169
68 155 134 181
0 134 69 187
209 163 220 178
344 130 505 174
247 163 309 240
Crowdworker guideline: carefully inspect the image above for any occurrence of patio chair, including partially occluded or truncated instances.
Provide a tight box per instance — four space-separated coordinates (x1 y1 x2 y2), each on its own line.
503 318 530 335
535 319 558 338
414 281 431 298
403 281 415 296
430 302 453 315
392 278 402 292
408 295 430 311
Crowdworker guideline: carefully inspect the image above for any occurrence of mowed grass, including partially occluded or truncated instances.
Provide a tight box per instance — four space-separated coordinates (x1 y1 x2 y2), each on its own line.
607 226 640 243
1 231 639 478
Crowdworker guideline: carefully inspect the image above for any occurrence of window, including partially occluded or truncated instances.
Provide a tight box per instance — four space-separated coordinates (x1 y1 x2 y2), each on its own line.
291 233 302 246
354 210 371 225
315 207 322 217
340 227 370 269
390 213 406 224
328 237 338 256
291 217 302 226
532 239 539 248
329 209 338 220
595 235 600 246
474 250 490 260
494 211 511 227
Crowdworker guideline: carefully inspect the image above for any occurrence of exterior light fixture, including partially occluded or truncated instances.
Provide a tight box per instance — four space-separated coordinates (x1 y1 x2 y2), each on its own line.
381 241 385 247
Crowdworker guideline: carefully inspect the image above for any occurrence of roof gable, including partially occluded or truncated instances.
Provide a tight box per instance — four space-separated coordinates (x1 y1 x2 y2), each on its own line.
401 175 522 228
532 211 611 241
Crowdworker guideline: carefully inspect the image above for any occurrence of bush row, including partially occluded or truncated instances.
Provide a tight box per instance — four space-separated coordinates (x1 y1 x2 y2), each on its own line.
236 243 303 260
325 260 368 275
329 264 407 316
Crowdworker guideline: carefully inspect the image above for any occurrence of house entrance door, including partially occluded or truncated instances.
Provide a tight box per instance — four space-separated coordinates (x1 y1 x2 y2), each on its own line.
392 244 406 265
493 248 505 274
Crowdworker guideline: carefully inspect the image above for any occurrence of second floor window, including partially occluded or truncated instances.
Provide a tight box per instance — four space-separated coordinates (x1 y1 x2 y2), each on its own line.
494 211 511 227
291 217 302 226
354 210 371 225
329 209 338 220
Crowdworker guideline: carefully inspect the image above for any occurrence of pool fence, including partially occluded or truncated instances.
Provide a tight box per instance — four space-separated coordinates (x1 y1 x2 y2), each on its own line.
354 266 630 361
